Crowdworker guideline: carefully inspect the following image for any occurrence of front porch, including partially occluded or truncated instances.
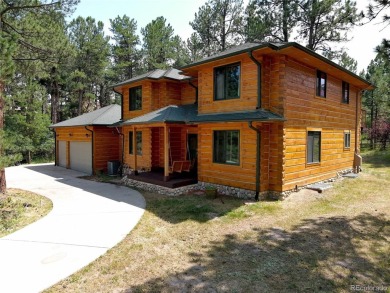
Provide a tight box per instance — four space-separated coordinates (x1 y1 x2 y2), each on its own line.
126 168 197 189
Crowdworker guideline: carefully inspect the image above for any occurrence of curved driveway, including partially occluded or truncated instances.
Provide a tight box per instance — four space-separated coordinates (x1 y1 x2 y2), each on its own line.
1 164 145 293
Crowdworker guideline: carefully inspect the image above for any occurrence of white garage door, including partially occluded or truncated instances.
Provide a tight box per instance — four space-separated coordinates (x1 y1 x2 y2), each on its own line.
70 141 92 174
58 141 67 168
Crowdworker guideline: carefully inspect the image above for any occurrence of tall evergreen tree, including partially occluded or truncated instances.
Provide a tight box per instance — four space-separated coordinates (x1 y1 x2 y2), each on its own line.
296 0 359 54
67 16 110 116
141 16 186 70
244 0 298 42
0 0 79 194
190 0 244 56
110 15 140 81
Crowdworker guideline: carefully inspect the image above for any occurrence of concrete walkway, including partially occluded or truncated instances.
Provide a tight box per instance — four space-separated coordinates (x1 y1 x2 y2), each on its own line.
1 164 145 293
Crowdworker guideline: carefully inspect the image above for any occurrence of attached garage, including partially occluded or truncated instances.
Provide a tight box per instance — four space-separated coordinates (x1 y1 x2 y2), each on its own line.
58 141 67 168
51 104 121 175
70 141 92 174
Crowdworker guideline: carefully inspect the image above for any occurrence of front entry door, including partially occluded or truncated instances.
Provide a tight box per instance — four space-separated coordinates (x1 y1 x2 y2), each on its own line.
187 134 198 172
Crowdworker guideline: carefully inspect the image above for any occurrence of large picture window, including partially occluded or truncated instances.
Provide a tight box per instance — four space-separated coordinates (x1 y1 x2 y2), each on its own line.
214 63 240 100
342 81 349 104
129 86 142 111
129 131 142 155
213 130 240 165
316 70 327 98
307 131 321 164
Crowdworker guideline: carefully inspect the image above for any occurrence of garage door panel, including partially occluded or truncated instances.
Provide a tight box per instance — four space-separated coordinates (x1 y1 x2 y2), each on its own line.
58 141 67 168
70 142 92 174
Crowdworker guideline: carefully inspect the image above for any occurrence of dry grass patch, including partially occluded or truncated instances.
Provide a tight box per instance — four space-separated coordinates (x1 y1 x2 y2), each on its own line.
47 150 390 293
0 188 52 237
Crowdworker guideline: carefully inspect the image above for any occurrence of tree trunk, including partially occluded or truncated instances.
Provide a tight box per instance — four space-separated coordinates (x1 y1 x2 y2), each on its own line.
0 80 7 194
370 91 374 149
282 0 289 42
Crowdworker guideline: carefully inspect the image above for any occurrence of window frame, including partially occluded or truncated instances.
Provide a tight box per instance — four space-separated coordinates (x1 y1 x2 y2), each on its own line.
213 130 240 165
307 130 321 164
129 131 142 155
342 81 350 104
344 130 351 150
129 86 142 111
214 62 241 101
316 70 327 98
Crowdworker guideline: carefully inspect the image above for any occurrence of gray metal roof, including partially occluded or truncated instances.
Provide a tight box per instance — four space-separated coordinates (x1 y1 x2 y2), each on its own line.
121 104 198 125
119 104 284 125
50 104 121 127
112 68 191 88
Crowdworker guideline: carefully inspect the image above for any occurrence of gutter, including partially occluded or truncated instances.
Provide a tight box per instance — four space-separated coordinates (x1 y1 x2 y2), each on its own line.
115 127 125 176
85 126 94 175
189 80 198 104
113 88 124 121
247 51 262 109
248 121 261 201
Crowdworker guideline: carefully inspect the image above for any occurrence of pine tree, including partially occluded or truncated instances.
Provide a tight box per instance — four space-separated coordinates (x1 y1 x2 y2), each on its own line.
190 0 244 56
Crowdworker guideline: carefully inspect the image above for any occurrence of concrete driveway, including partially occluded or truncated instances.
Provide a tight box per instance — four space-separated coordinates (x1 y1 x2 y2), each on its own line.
0 164 145 293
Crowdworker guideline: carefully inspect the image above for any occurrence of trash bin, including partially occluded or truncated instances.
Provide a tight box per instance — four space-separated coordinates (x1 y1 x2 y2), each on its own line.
107 160 120 175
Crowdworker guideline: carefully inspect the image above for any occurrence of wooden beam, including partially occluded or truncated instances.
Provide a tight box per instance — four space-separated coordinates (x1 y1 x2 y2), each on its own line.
164 124 170 181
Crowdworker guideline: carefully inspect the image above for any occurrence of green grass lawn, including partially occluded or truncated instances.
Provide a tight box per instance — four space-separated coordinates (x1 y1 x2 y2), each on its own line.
47 150 390 293
0 189 52 238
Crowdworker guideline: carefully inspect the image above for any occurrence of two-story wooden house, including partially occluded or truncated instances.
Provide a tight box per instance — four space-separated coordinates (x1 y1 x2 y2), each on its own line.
112 42 371 199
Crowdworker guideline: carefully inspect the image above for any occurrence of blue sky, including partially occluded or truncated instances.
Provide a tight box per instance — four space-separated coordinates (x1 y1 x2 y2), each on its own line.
72 0 389 72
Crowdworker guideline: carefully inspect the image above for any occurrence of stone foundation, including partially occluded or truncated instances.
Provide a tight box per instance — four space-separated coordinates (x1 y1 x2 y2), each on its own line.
120 168 354 200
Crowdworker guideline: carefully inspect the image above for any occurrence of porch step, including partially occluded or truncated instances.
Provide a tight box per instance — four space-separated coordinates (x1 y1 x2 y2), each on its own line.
306 183 332 193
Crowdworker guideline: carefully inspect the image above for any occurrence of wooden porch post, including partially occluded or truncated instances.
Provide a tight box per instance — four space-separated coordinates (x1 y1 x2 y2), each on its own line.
133 126 138 175
164 124 170 181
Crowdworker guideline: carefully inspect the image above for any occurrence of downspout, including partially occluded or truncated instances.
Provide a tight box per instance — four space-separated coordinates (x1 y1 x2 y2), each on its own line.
189 81 198 104
248 122 261 201
52 128 57 166
85 126 94 175
115 127 125 176
247 51 262 109
113 88 124 121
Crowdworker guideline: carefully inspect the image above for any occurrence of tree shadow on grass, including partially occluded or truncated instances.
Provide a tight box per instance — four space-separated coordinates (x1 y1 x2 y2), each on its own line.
127 213 389 292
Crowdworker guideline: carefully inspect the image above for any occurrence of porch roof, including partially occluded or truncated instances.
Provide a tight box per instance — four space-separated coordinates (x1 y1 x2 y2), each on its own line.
118 104 285 126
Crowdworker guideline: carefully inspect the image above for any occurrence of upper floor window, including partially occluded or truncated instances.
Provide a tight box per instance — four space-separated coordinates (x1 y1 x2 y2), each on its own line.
129 131 142 155
130 86 142 111
342 81 349 104
307 131 321 164
316 70 327 98
213 130 240 165
214 63 240 100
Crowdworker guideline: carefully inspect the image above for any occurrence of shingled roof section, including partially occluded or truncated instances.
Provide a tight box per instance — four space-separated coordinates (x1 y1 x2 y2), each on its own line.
50 104 121 128
112 68 191 88
119 104 284 126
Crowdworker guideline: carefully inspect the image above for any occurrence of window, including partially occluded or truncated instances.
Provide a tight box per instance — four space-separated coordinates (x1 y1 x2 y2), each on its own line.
307 131 321 164
214 63 240 100
316 70 327 98
342 81 349 104
129 86 142 110
129 131 142 155
344 131 351 149
213 130 240 165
